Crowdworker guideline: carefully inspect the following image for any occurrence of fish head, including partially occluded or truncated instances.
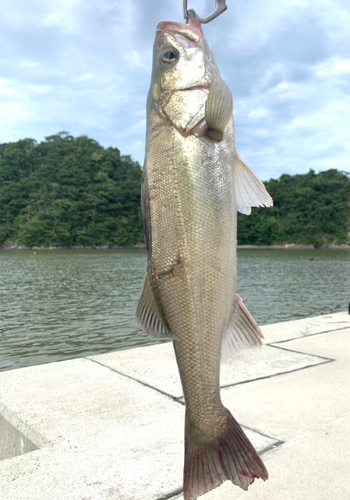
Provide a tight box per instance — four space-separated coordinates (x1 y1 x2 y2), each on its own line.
150 10 219 95
149 11 233 139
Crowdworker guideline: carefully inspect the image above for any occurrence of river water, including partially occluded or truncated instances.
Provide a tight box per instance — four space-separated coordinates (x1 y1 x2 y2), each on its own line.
1 249 349 372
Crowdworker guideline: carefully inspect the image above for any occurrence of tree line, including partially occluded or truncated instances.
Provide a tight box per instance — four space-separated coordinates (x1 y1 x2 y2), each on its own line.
0 133 349 248
237 168 350 247
0 132 143 247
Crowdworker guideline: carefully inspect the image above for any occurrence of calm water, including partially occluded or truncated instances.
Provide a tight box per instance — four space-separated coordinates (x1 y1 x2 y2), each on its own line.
1 249 349 372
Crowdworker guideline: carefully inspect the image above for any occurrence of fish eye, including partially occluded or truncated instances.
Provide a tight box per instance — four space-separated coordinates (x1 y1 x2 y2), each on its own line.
160 50 178 66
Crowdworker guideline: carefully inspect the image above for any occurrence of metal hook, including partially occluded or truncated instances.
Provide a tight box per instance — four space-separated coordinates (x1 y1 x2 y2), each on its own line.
183 0 227 24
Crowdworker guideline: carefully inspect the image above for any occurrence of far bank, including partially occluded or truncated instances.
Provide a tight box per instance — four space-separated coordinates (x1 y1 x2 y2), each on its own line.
1 243 350 251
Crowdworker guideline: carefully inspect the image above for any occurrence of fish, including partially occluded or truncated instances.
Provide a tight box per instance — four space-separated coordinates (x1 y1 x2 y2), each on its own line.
136 9 273 500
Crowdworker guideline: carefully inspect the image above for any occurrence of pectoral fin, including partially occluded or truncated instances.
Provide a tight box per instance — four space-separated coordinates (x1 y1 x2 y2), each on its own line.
234 154 273 215
136 271 173 338
205 78 233 141
221 295 264 361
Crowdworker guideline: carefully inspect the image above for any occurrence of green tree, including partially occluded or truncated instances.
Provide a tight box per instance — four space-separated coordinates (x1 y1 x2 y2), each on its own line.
237 169 350 246
0 133 143 247
1 135 349 248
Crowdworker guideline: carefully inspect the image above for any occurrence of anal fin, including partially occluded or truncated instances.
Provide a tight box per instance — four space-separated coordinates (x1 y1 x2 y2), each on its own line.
221 295 264 361
135 271 173 338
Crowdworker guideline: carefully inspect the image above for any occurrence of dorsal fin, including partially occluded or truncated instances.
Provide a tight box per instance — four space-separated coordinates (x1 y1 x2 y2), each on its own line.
234 154 273 215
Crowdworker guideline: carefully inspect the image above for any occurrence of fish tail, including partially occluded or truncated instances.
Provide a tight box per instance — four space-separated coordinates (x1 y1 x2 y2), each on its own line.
183 409 268 500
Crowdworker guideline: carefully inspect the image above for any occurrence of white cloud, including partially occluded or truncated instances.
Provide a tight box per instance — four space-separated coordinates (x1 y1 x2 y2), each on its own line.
42 0 81 31
333 60 350 73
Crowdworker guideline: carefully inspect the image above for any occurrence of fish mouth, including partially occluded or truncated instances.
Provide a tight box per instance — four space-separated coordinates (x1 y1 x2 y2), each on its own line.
157 11 203 46
157 22 201 43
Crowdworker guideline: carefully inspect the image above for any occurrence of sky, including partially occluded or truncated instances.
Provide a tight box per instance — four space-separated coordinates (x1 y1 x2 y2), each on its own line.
0 0 349 181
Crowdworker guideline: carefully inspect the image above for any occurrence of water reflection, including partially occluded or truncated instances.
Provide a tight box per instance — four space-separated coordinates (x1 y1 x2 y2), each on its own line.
0 249 349 371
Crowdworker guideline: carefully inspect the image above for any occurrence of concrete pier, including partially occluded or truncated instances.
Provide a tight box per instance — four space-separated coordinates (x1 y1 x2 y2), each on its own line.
1 311 350 500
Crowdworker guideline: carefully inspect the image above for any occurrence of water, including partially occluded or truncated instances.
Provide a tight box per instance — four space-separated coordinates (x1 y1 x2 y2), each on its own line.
0 249 349 372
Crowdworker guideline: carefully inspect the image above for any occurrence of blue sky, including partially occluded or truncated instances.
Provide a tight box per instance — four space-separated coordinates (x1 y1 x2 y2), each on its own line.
1 0 349 180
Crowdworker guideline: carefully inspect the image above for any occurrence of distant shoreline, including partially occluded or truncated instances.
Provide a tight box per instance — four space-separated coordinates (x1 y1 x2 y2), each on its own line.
1 243 350 251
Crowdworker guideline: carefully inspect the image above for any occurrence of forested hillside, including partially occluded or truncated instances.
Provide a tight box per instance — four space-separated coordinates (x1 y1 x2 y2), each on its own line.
0 133 349 248
0 132 143 247
237 168 350 247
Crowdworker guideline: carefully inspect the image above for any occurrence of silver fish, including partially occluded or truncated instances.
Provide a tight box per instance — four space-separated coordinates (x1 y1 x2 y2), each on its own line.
136 10 273 500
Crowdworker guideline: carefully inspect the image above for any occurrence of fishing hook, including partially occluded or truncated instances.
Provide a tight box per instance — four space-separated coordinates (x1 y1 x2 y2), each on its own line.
183 0 227 24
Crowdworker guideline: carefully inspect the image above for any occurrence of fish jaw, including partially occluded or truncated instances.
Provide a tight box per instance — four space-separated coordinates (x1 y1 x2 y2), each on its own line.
157 10 203 48
151 10 219 95
151 32 214 94
149 13 224 138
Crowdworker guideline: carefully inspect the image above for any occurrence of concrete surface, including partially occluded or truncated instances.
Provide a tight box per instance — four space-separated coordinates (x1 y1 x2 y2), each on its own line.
0 415 38 461
0 311 349 500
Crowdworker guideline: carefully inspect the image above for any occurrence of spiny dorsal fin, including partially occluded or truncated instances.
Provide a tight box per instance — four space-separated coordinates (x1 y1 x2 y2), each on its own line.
234 154 273 215
136 271 173 338
221 294 264 361
205 78 233 141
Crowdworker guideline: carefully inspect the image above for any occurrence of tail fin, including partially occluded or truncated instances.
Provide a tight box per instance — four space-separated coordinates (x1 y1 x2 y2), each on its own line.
183 409 268 500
